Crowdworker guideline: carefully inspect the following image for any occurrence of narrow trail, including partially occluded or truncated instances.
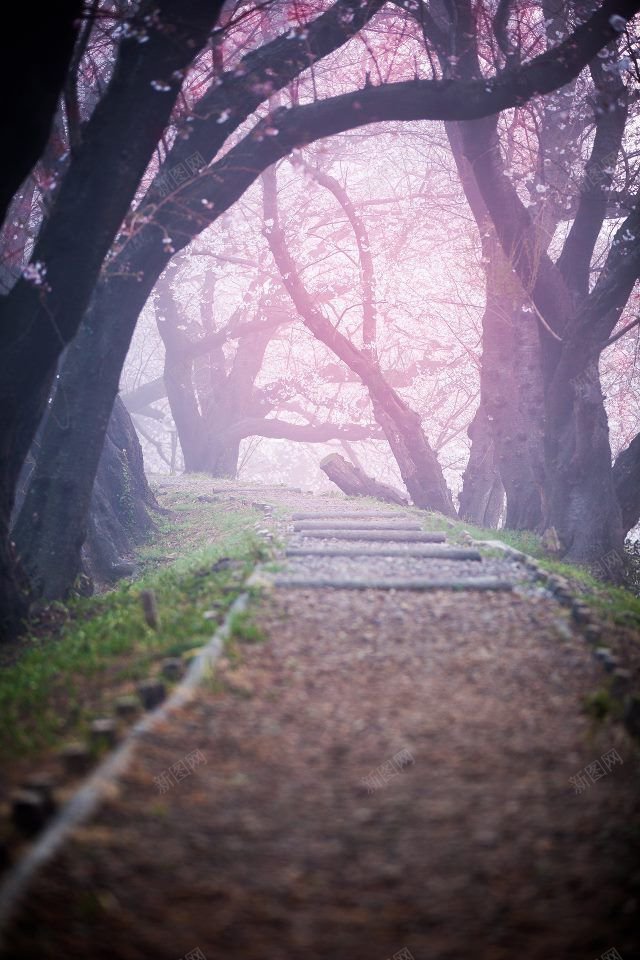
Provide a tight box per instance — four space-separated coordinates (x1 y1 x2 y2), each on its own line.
2 486 639 959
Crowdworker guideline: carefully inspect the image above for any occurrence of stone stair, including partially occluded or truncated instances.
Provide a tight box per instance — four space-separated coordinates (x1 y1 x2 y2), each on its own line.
274 512 515 591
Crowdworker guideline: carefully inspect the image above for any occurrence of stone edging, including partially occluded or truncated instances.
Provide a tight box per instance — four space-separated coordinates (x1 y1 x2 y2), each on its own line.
471 538 639 739
0 590 251 944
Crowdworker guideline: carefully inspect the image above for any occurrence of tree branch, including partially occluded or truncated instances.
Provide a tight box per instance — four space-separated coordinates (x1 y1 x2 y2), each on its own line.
299 160 377 350
556 53 628 297
223 417 382 443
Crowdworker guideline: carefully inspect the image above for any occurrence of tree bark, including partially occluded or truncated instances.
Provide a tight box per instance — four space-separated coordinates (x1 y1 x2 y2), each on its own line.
320 453 408 506
13 394 157 601
458 406 504 527
156 265 283 478
82 398 159 590
0 3 81 227
613 433 640 536
445 120 546 531
479 258 544 531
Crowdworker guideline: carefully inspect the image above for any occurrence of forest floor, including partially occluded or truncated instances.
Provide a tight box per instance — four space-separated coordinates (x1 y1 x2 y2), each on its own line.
1 477 640 959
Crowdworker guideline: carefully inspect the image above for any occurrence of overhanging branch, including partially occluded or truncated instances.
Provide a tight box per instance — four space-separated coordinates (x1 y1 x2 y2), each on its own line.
224 417 382 443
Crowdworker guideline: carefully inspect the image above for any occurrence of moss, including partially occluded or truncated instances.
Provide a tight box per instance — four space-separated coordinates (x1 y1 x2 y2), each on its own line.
117 449 135 532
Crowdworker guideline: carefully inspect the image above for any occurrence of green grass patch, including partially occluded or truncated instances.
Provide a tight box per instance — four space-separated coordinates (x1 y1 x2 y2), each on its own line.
0 502 267 764
421 509 640 624
582 687 623 722
228 609 266 645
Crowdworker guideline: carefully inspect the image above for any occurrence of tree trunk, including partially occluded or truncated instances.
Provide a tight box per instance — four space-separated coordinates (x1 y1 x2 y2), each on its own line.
456 80 635 571
0 0 222 636
13 395 156 600
157 263 282 480
82 398 159 589
481 277 544 531
198 436 242 478
0 3 81 227
613 433 640 536
320 453 408 506
446 122 544 531
368 386 454 514
459 406 504 527
261 166 455 517
544 349 624 567
10 247 162 600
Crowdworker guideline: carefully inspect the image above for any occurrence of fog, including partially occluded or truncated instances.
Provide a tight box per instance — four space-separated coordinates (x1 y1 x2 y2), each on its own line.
0 1 639 957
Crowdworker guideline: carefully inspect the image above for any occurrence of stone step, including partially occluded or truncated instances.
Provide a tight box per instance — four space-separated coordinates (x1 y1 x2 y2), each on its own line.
274 576 512 591
214 486 303 495
293 520 422 532
292 511 410 521
285 546 482 561
298 530 447 543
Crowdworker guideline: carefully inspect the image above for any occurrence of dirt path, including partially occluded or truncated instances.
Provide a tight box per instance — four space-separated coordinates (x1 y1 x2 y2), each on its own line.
1 487 639 959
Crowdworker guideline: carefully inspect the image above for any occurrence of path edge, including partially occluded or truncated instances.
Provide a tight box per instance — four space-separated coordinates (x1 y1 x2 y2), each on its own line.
0 589 252 943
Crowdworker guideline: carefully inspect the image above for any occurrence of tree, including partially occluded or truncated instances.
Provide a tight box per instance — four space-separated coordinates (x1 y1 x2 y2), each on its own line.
6 0 640 625
262 162 456 513
0 0 226 630
452 3 640 564
0 3 82 226
10 0 388 610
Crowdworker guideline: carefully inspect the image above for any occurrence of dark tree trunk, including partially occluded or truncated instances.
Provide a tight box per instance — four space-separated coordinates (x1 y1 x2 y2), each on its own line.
458 406 504 527
446 123 544 531
10 249 163 600
13 395 157 600
481 269 544 531
368 386 455 514
196 437 242 479
82 398 159 589
613 433 640 536
544 348 624 566
0 0 223 635
320 453 408 505
13 395 157 596
0 4 81 227
458 96 636 568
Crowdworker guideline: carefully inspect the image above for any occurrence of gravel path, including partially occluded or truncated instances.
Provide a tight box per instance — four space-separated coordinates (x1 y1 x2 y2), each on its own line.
1 484 639 959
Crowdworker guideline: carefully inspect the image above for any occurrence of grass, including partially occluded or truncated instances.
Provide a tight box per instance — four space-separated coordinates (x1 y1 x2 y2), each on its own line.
3 477 636 764
425 510 640 627
582 687 623 722
228 609 266 645
0 494 268 764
